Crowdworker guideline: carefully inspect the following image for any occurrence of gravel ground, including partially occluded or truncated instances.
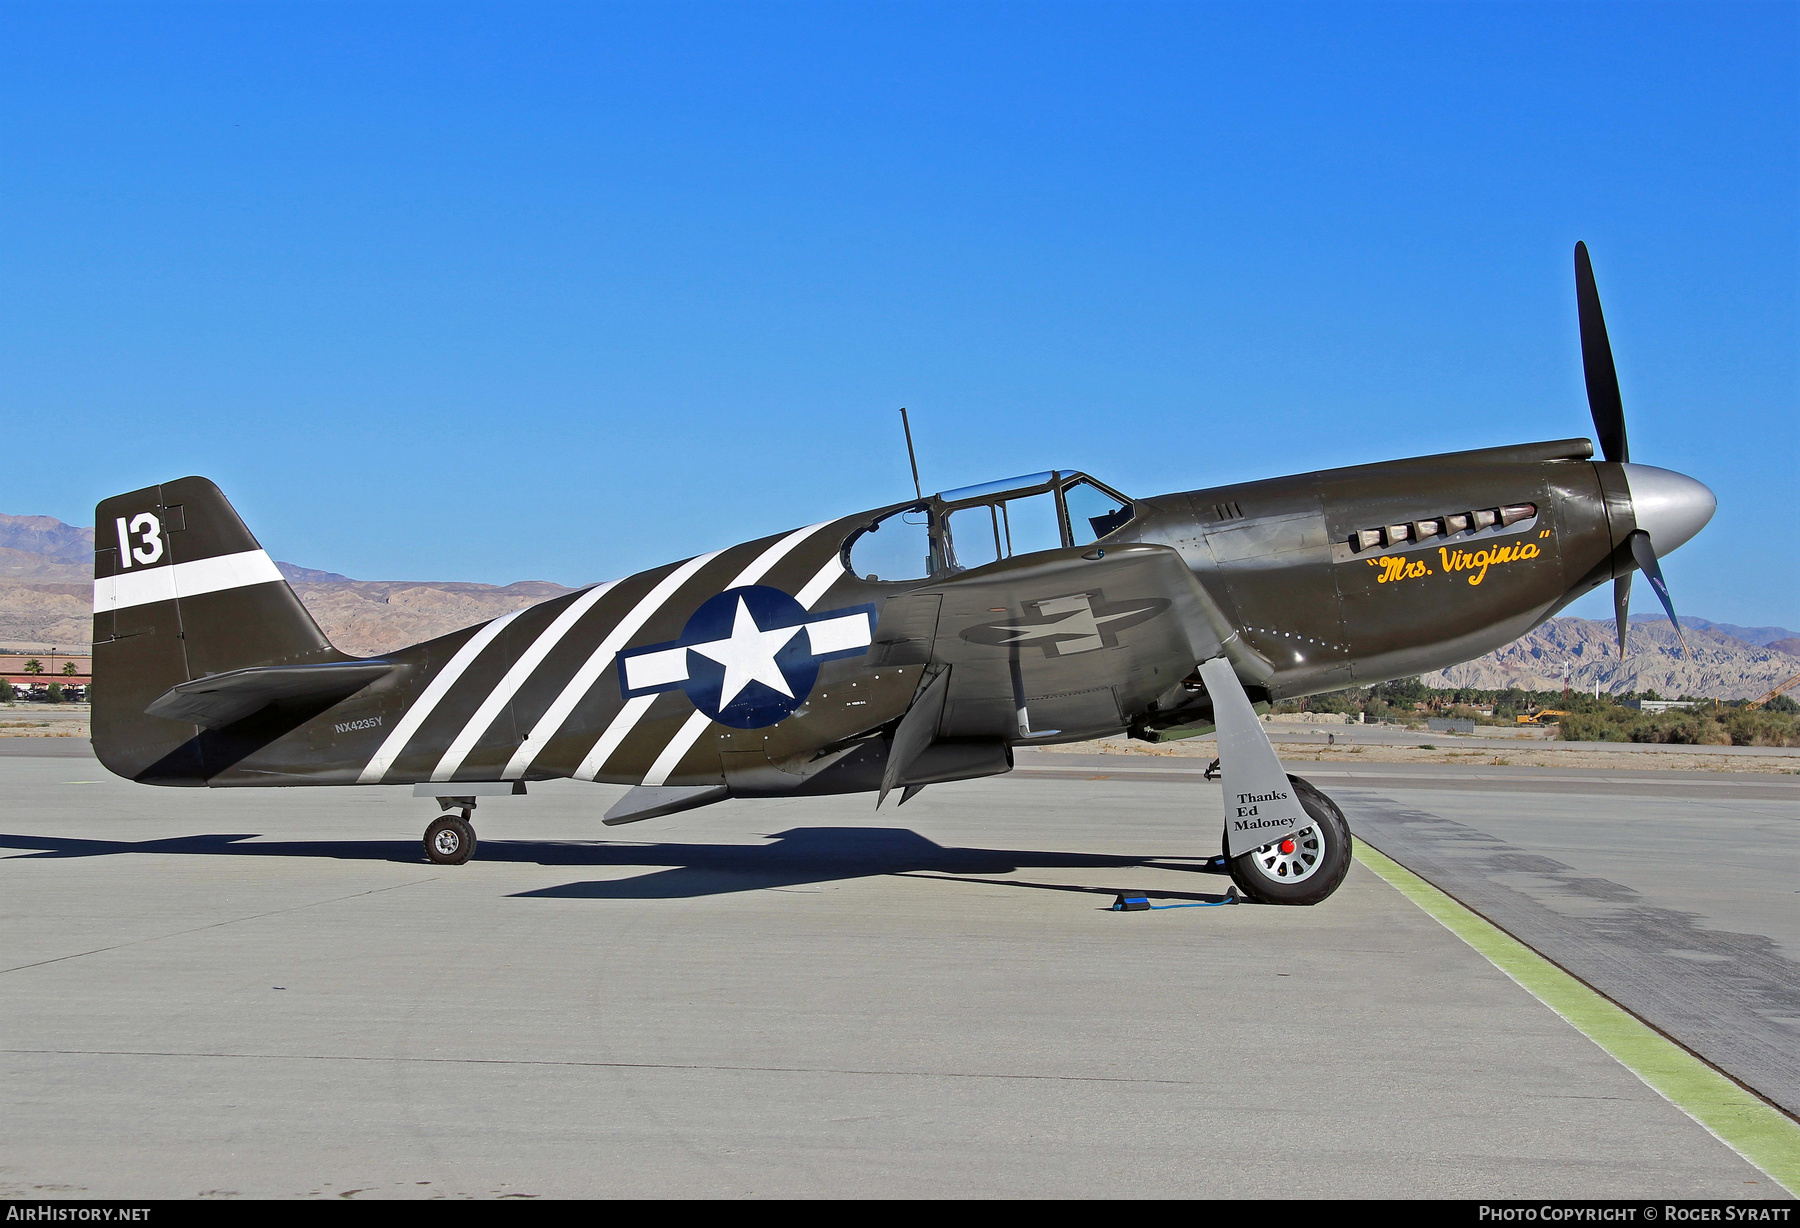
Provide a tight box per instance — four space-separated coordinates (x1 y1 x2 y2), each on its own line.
0 704 87 737
1044 735 1800 774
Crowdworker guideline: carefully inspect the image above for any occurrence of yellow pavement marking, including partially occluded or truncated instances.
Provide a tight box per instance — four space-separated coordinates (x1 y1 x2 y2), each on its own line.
1355 842 1800 1194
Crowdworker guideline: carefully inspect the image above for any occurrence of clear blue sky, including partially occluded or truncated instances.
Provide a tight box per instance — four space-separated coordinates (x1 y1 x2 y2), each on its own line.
3 2 1794 627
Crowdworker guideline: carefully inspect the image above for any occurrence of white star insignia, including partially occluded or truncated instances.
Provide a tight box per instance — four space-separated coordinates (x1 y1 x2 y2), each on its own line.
689 597 804 708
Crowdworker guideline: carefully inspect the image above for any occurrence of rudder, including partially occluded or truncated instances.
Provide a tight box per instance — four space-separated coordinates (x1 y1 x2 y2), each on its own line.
93 477 348 783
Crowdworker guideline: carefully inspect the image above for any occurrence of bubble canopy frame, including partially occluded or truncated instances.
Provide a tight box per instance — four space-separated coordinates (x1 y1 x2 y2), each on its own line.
844 470 1136 581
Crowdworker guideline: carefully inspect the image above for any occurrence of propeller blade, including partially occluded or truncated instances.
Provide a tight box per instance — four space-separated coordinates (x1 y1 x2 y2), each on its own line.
1628 529 1689 658
1575 242 1629 463
1613 573 1632 659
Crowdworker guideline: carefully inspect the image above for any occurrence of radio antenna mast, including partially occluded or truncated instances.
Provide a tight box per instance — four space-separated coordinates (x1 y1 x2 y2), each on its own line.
899 407 923 500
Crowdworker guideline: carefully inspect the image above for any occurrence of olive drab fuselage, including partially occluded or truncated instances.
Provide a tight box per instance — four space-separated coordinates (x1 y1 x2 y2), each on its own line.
90 436 1630 793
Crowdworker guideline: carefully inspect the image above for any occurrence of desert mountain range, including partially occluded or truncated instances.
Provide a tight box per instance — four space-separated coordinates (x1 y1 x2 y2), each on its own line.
0 512 572 657
2 512 1793 697
1419 616 1798 700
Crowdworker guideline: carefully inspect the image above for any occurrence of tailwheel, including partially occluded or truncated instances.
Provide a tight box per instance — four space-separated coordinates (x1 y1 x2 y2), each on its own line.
424 814 477 865
1225 775 1352 905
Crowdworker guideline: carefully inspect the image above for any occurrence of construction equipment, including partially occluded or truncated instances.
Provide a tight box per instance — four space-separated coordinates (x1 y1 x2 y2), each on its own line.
1516 709 1573 725
1747 671 1800 709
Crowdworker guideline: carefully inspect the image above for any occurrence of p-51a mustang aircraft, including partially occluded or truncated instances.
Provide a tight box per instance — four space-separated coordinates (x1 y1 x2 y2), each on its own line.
89 246 1714 905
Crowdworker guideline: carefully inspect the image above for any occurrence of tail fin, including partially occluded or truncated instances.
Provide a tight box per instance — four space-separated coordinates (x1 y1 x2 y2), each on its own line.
93 477 350 783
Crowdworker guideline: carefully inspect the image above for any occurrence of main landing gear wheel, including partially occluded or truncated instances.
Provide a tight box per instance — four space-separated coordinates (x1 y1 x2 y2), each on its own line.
424 814 477 865
1225 774 1352 906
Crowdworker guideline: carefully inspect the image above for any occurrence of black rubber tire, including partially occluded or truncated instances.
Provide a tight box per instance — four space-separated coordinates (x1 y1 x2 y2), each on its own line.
424 815 476 866
1224 774 1352 905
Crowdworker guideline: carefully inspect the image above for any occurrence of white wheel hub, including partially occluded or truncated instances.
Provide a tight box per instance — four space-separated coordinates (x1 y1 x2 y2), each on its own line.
1246 823 1324 883
433 828 462 856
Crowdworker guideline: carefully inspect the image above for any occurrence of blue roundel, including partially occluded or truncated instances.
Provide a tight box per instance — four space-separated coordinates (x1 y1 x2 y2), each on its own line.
679 586 820 729
616 585 878 731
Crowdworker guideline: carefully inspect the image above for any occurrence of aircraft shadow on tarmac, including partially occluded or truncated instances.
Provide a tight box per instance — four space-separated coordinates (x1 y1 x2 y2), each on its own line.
0 826 1235 904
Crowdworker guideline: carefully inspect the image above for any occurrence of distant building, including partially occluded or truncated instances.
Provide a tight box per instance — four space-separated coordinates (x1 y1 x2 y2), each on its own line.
1 653 91 688
1623 699 1697 714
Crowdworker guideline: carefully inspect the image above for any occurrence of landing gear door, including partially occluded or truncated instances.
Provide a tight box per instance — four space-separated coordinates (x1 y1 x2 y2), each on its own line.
1198 657 1310 858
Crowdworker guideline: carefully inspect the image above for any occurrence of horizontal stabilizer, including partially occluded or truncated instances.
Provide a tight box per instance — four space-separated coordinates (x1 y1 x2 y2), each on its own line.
603 784 730 826
145 661 395 729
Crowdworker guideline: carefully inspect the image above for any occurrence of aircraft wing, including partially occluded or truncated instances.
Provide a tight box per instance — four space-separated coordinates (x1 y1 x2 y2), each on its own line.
909 541 1254 740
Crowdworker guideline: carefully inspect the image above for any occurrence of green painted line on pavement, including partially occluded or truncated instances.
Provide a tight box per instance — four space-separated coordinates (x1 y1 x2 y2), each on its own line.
1354 842 1800 1195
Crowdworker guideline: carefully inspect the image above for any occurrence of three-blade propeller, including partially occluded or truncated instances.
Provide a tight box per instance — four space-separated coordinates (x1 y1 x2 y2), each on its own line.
1575 242 1688 658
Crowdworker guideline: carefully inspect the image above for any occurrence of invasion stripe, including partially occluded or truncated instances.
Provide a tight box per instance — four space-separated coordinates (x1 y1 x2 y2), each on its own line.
794 552 847 609
571 694 659 784
356 609 527 785
93 550 284 613
501 550 724 781
427 580 622 783
729 521 831 588
633 534 849 787
641 710 713 788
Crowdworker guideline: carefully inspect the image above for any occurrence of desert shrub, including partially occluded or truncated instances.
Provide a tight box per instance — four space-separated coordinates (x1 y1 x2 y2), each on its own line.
1626 712 1730 745
1374 678 1425 704
1558 712 1629 742
1722 709 1800 747
1307 689 1364 715
1555 706 1733 744
1556 704 1642 740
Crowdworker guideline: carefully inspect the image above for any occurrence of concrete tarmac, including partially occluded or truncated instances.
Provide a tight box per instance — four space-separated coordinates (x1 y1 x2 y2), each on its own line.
1341 789 1800 1117
1024 751 1800 1114
0 747 1788 1198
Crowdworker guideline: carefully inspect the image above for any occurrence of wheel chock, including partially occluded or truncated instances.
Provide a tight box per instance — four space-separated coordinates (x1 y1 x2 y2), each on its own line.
1112 886 1240 912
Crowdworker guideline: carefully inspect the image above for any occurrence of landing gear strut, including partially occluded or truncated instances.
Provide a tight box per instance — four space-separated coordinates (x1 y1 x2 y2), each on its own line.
424 800 478 865
1193 656 1351 906
410 784 524 865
